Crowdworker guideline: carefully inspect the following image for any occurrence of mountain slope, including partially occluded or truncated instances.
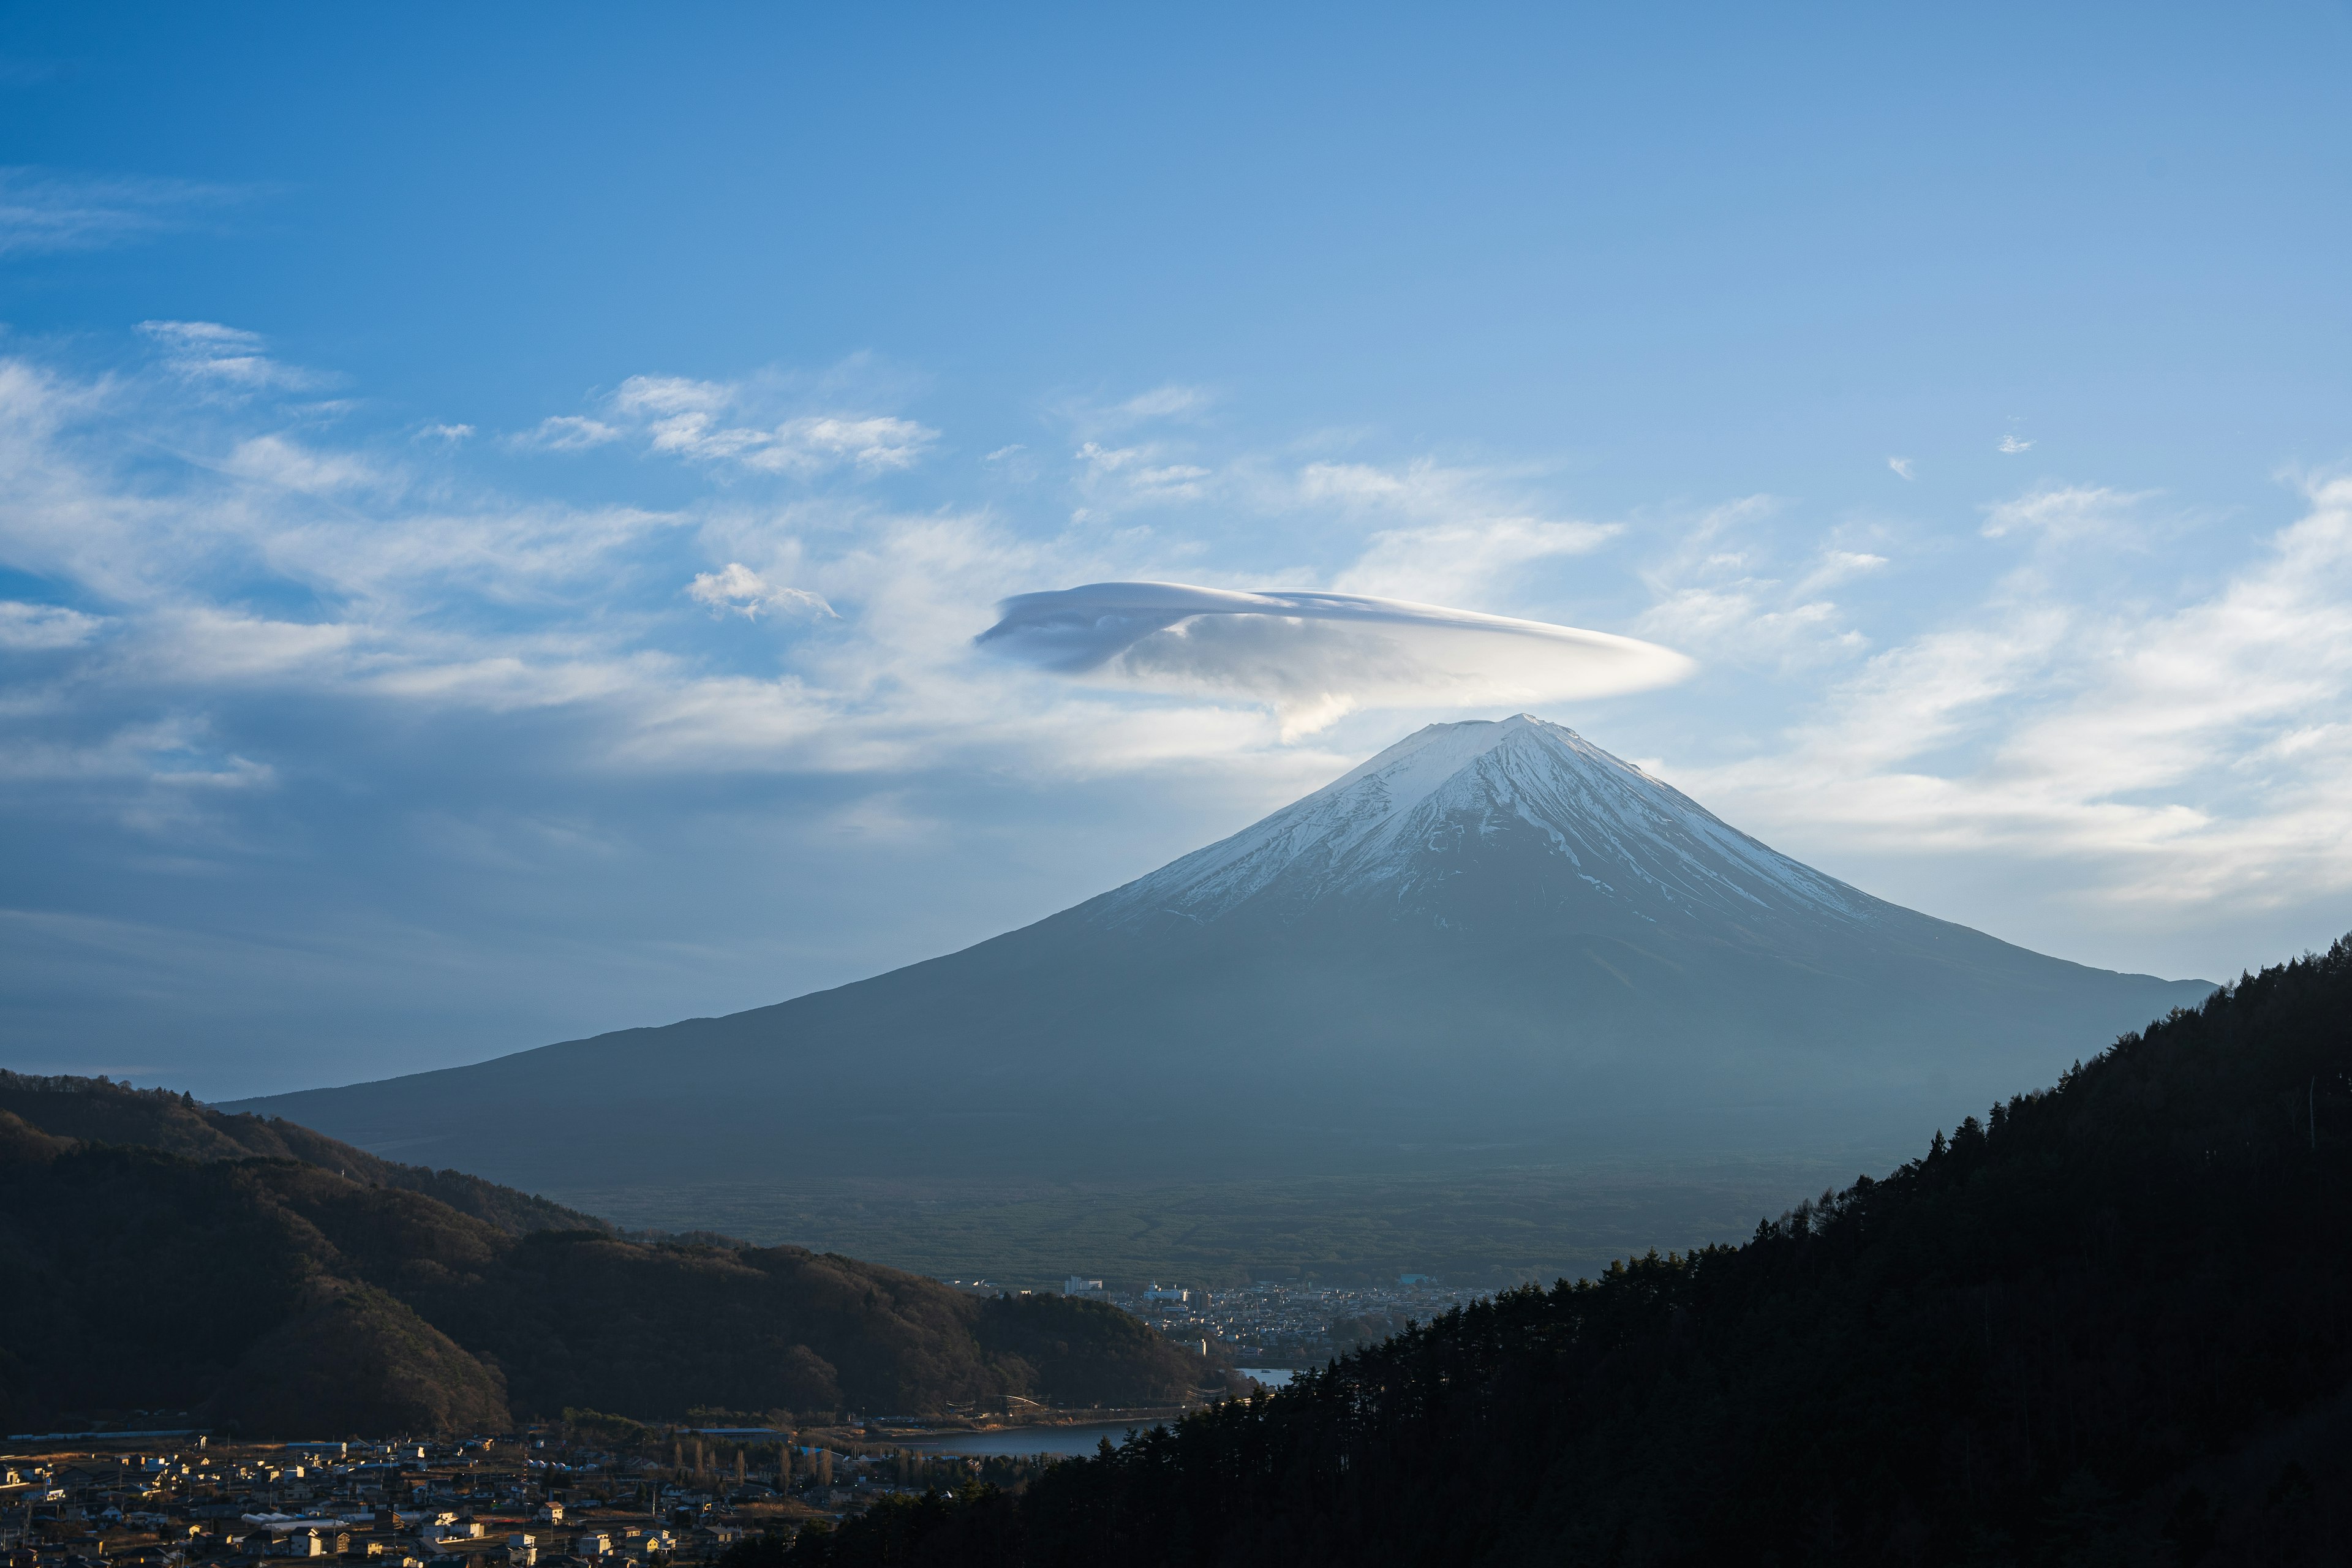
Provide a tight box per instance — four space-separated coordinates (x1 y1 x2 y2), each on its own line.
229 717 2209 1194
0 1103 1204 1435
0 1068 605 1235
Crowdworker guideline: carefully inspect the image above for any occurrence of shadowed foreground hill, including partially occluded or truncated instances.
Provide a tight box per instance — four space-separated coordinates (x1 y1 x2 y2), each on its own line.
781 938 2352 1567
0 1107 1202 1437
0 1069 603 1235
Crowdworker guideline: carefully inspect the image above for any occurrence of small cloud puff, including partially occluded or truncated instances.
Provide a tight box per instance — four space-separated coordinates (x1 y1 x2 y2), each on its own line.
1887 456 1915 481
976 580 1692 737
1999 434 2034 454
687 563 837 622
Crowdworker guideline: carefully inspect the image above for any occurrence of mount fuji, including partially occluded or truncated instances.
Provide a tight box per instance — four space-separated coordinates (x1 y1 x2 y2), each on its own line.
232 717 2210 1194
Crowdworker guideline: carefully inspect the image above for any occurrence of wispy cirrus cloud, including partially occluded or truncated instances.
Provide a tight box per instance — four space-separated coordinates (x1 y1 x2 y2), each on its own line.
1055 382 1215 440
0 167 251 257
1980 483 2157 544
138 321 323 393
1112 385 1212 423
1054 386 1222 517
1074 440 1212 503
516 414 623 452
1308 459 1619 606
1796 549 1890 595
1675 474 2352 936
1634 497 1879 670
522 374 938 477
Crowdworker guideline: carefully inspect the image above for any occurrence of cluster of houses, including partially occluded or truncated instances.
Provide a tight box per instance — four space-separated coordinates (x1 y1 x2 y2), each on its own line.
0 1433 899 1568
1035 1273 1485 1368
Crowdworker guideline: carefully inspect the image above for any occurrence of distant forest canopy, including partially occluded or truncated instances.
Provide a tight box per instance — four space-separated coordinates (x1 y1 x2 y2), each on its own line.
0 1077 1210 1437
0 1068 607 1235
767 936 2352 1567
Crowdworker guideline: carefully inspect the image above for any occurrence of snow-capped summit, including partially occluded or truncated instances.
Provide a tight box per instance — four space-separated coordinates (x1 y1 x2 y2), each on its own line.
1091 715 1869 932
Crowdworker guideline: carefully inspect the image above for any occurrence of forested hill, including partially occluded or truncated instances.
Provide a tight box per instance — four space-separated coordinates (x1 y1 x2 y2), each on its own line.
786 937 2352 1567
0 1069 603 1235
0 1102 1207 1438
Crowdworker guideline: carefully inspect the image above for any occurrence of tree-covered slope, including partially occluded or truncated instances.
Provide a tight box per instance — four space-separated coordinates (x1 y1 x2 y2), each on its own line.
784 937 2352 1567
0 1069 603 1235
0 1110 1204 1436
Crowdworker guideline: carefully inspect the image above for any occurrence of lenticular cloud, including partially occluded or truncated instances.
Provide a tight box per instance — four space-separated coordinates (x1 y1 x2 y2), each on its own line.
976 581 1693 733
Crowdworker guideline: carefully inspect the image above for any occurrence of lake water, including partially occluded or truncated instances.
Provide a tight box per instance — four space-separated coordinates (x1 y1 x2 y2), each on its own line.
1235 1368 1295 1387
896 1421 1177 1457
894 1375 1297 1458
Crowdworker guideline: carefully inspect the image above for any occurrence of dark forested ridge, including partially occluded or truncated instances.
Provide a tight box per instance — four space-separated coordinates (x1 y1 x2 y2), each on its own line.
0 1069 605 1235
780 938 2352 1567
0 1090 1205 1437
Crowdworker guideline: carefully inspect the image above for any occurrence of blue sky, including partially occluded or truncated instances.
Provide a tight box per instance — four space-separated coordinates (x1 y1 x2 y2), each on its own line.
4 4 2351 1098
